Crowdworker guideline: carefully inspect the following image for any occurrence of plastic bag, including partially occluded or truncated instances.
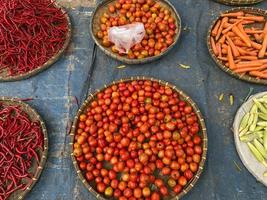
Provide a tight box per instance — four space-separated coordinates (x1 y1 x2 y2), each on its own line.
108 22 145 54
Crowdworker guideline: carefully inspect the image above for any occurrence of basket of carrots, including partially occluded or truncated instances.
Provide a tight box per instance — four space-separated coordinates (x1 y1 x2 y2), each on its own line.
0 97 48 200
207 7 267 85
0 0 71 82
90 0 181 64
70 77 208 200
214 0 264 5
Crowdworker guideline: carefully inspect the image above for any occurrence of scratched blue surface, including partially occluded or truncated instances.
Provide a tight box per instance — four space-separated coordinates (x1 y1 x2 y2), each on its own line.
1 0 267 199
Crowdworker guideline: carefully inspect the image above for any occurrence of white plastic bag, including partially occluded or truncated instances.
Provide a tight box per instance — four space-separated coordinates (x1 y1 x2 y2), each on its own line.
108 22 145 54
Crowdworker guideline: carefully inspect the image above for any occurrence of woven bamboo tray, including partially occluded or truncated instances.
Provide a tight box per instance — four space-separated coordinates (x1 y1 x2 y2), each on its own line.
207 7 267 85
0 3 72 82
214 0 264 5
233 91 267 187
0 97 48 200
70 76 208 200
90 0 181 64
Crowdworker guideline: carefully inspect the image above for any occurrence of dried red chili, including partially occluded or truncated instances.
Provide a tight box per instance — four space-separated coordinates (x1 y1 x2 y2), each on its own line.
0 0 69 76
0 104 44 200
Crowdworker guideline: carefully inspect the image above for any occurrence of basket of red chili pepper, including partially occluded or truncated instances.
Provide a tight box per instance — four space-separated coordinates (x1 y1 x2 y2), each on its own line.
70 77 207 200
0 0 71 82
0 97 48 200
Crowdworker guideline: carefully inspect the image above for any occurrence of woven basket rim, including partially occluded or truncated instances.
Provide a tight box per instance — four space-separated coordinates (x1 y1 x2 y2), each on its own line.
0 3 72 82
70 76 208 200
214 0 264 5
0 97 48 200
207 7 267 85
90 0 182 64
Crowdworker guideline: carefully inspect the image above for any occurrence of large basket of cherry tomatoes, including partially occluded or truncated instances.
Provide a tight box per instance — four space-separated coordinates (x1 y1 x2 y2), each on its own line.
71 77 207 200
90 0 181 64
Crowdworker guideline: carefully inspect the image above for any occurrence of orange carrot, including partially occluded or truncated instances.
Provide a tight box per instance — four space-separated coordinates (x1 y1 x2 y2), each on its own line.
237 16 265 22
238 56 258 60
238 47 258 56
259 33 267 58
229 19 255 24
244 29 263 34
219 35 226 44
226 35 240 57
235 59 241 64
258 59 267 63
221 11 244 17
210 37 218 56
234 64 267 73
223 22 232 28
263 22 267 33
238 23 251 41
233 39 247 47
251 41 262 50
249 71 267 78
236 61 263 68
222 44 228 49
218 56 228 61
226 31 236 37
232 26 251 47
222 19 243 34
211 20 221 36
222 48 227 54
217 42 222 57
236 47 247 56
216 17 228 41
227 45 236 69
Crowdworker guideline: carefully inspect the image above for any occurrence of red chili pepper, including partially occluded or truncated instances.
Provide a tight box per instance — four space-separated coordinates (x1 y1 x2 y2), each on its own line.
0 0 68 76
0 104 44 200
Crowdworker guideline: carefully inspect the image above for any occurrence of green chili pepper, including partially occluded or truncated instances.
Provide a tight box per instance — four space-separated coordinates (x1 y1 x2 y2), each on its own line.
253 99 267 114
249 113 258 132
253 138 267 159
247 142 267 167
239 113 250 132
255 126 264 131
250 104 258 114
264 131 267 151
259 138 264 144
239 125 249 137
257 122 267 127
247 113 255 127
258 113 267 121
240 132 263 142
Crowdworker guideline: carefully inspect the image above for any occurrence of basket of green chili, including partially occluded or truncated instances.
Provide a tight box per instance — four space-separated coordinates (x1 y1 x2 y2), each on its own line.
0 97 48 200
0 0 71 82
233 91 267 186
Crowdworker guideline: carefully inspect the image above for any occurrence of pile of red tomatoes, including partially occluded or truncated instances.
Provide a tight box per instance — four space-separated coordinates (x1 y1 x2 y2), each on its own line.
73 80 203 200
96 0 177 59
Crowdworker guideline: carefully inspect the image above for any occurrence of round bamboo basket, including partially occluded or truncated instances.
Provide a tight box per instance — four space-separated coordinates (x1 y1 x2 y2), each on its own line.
90 0 181 64
0 3 72 82
207 7 267 85
0 97 48 200
214 0 264 5
70 76 208 200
